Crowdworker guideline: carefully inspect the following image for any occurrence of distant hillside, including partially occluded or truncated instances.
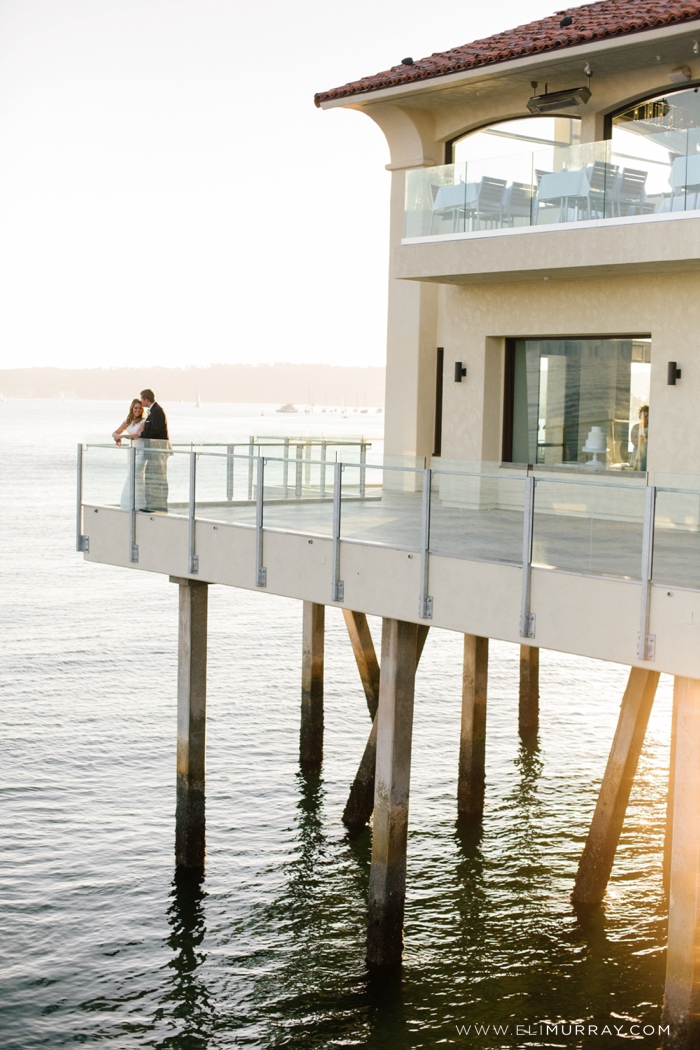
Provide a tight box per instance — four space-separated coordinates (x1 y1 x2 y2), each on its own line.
0 364 385 407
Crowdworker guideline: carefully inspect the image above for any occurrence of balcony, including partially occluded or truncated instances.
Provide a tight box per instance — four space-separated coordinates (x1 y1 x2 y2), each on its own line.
400 135 700 284
77 442 700 678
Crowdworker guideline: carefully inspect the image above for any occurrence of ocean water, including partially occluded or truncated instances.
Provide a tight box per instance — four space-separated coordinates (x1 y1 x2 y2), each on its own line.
0 400 673 1049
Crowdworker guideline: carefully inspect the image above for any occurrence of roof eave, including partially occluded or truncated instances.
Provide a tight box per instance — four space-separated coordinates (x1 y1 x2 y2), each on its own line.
317 18 700 110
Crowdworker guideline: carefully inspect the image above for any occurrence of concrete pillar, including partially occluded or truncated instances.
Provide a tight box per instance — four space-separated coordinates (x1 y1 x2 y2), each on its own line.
367 618 419 967
342 609 380 719
572 667 659 905
458 635 489 818
172 576 208 872
300 601 324 767
519 645 539 733
343 624 428 832
662 676 700 1049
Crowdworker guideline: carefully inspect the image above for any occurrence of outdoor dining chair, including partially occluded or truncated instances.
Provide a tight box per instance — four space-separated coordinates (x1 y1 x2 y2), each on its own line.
586 160 619 219
464 176 507 230
613 167 648 216
502 181 535 226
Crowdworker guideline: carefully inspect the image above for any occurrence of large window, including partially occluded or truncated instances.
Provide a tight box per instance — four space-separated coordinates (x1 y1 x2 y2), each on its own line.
452 116 580 164
508 338 651 470
610 87 700 206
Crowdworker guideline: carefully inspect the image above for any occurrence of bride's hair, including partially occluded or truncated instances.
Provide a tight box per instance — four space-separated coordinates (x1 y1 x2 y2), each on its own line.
125 398 143 426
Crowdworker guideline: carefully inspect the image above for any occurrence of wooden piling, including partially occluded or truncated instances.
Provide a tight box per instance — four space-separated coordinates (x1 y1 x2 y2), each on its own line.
572 666 659 905
171 576 208 872
343 623 428 832
664 686 680 896
367 618 418 966
458 635 489 818
342 609 380 719
300 601 325 767
519 644 539 733
662 676 700 1049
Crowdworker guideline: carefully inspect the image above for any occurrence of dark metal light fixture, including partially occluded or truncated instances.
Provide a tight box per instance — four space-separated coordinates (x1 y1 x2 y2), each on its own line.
668 361 682 384
454 362 467 382
527 84 591 113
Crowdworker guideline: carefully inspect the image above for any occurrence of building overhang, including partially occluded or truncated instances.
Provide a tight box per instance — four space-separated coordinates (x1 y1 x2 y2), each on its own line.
318 21 700 113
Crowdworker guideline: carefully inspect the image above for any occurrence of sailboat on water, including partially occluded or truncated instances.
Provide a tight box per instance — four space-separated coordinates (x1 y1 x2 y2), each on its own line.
195 391 201 408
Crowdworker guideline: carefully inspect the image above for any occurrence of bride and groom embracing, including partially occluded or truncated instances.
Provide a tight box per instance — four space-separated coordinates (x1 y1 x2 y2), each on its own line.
113 389 171 512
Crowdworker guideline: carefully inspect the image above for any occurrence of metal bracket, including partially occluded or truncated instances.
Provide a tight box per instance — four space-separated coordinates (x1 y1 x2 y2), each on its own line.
333 579 344 602
638 632 656 661
130 544 139 563
189 554 199 574
78 535 89 553
521 612 536 639
257 566 267 588
419 595 433 620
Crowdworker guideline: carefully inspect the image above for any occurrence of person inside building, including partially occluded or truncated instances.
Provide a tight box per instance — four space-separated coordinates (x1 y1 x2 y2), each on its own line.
630 404 649 472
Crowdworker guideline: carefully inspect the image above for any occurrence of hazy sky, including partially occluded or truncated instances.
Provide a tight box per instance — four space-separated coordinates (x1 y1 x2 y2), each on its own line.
0 0 561 369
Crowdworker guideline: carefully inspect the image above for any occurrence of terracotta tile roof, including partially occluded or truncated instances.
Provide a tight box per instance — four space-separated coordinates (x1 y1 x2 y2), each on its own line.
314 0 700 106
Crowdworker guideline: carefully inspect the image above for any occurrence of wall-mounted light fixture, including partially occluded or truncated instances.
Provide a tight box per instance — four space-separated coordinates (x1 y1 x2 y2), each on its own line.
669 66 692 83
454 362 467 382
668 361 682 385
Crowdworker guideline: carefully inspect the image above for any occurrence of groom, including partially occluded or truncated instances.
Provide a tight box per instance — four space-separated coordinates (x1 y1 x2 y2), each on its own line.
140 388 170 512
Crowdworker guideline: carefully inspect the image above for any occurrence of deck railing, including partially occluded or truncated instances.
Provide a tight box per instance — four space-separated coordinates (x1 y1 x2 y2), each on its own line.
77 444 700 661
405 131 700 240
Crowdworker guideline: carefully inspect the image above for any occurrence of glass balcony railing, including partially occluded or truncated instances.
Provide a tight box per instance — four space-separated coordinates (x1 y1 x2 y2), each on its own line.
404 130 700 239
78 446 700 596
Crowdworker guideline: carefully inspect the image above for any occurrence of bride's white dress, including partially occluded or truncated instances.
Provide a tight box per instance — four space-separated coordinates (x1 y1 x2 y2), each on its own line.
119 423 146 509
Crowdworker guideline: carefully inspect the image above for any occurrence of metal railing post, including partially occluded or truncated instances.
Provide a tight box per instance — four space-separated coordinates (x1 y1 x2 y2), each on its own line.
519 475 536 639
255 456 267 587
226 443 234 501
295 444 303 499
75 443 89 552
129 444 139 563
360 440 367 498
637 484 657 660
331 461 344 601
188 450 198 574
247 437 255 501
283 437 290 499
320 442 327 498
418 467 433 619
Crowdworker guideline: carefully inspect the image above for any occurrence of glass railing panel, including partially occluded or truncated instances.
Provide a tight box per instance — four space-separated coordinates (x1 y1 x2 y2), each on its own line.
532 479 645 578
192 451 252 526
260 454 335 537
430 470 525 563
532 140 610 225
653 487 700 589
340 464 422 549
153 447 188 517
463 151 535 231
83 444 130 508
404 163 466 238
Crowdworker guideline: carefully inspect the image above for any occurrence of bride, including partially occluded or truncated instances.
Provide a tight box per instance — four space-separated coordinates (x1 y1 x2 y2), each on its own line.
113 398 146 509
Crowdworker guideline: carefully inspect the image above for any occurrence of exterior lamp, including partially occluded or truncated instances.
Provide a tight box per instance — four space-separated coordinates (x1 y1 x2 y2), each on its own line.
668 361 682 384
454 362 467 382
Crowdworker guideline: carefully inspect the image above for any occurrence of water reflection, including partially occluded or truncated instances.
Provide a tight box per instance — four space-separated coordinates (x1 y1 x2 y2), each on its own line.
159 870 212 1049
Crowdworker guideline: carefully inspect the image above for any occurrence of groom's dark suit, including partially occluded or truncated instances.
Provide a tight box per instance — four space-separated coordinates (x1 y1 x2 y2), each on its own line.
141 402 169 441
141 402 170 512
